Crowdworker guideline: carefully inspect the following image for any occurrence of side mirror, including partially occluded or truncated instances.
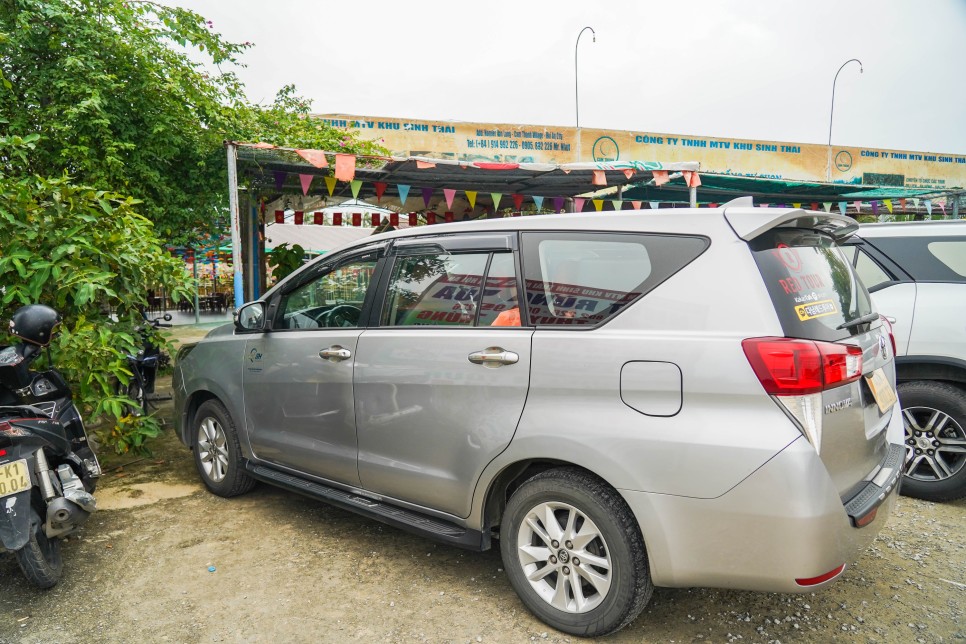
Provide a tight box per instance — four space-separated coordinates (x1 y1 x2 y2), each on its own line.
234 301 266 332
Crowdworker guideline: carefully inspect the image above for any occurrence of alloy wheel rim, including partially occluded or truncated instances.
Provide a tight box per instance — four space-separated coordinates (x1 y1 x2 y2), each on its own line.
197 417 229 482
515 501 612 613
902 405 966 482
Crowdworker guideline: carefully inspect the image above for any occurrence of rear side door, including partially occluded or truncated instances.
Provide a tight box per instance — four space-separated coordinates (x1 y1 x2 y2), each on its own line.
243 246 383 486
354 234 532 518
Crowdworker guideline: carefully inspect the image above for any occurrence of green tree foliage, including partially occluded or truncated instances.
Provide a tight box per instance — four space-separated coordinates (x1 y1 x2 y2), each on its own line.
267 242 306 285
0 134 191 454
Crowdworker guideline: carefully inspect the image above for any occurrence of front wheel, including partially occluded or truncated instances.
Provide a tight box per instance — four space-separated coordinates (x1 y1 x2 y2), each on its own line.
15 515 63 589
500 468 652 637
899 381 966 502
192 399 256 498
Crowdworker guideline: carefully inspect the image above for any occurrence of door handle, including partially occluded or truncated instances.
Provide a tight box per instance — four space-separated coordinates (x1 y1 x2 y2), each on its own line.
468 347 519 367
319 345 352 361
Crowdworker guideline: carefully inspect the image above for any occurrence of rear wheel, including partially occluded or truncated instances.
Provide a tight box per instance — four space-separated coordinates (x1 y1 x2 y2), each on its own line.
192 399 256 497
15 514 63 589
898 381 966 502
500 468 652 637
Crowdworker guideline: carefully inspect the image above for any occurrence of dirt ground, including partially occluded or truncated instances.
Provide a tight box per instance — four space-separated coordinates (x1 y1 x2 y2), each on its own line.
1 324 964 643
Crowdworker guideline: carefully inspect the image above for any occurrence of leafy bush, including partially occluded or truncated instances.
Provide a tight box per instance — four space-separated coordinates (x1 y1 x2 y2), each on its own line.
0 135 190 454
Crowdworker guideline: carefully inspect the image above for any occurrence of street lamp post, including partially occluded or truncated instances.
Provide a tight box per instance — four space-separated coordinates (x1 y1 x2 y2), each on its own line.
575 26 596 161
826 58 863 182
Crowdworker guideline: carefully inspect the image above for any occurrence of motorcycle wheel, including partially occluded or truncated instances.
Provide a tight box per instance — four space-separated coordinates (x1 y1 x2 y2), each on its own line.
118 378 145 417
15 520 63 589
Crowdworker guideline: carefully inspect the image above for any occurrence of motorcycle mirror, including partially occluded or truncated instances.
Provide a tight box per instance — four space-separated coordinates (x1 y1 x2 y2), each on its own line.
163 314 173 322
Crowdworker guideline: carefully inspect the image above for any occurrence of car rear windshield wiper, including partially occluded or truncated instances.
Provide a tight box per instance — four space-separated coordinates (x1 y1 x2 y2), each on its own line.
837 311 880 330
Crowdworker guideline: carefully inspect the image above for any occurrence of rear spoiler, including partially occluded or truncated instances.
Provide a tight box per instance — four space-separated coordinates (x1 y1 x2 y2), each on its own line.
721 197 859 242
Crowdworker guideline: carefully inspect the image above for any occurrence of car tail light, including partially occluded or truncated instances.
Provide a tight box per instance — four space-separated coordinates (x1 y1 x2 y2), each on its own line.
742 337 863 396
879 315 897 356
795 563 846 587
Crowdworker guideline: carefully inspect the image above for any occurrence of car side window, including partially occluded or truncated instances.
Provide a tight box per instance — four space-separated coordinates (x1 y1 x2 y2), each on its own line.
521 232 709 326
852 248 893 290
276 257 378 329
381 251 524 327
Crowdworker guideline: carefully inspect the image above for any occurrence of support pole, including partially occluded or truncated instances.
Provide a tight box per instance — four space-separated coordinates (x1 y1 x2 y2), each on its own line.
227 143 244 310
689 186 697 207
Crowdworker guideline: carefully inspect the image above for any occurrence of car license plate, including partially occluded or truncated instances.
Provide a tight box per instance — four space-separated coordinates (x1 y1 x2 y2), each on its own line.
0 459 31 498
865 368 898 413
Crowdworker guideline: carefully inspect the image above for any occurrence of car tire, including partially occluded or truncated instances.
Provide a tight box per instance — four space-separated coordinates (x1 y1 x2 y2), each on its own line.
192 399 256 498
499 467 653 637
15 512 63 589
898 381 966 502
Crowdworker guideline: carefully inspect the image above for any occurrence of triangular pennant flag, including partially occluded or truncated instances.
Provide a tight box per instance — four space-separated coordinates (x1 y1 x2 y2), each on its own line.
631 201 642 210
296 149 329 169
760 203 770 208
709 203 719 209
421 187 434 208
444 188 457 209
912 198 920 209
374 182 388 202
294 211 303 225
823 202 832 212
649 201 660 210
491 193 503 211
612 200 623 211
533 196 544 210
652 170 669 186
512 194 524 211
350 180 362 199
871 201 879 216
792 203 802 210
574 197 586 212
552 197 565 212
299 174 314 196
593 199 604 212
465 190 477 209
622 169 635 180
838 202 848 216
853 201 862 213
416 160 436 169
939 201 946 215
592 170 607 186
683 171 702 188
323 175 337 196
274 171 287 191
334 154 356 182
397 184 410 206
924 199 932 215
884 199 893 214
810 202 819 211
899 198 907 211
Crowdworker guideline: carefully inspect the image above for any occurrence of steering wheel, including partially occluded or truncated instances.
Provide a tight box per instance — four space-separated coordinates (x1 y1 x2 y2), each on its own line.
321 304 362 328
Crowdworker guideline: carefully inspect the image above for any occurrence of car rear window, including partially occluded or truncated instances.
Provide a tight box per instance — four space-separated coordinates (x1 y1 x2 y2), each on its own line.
520 232 709 327
750 229 873 342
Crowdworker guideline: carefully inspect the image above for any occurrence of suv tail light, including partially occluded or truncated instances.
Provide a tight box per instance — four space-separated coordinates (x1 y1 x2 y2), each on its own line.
742 337 863 396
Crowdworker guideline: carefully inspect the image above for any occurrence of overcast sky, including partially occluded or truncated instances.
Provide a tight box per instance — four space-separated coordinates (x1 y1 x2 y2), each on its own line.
172 1 965 155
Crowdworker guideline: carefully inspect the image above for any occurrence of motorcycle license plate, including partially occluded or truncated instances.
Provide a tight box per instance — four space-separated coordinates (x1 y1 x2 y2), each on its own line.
0 459 31 498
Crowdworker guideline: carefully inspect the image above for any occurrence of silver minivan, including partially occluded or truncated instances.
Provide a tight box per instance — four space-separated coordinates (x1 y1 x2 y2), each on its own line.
173 199 904 637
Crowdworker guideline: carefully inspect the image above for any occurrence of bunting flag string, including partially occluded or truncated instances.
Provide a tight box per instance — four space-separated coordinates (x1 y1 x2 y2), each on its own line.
838 202 848 216
792 203 802 210
592 199 604 212
611 200 622 212
332 212 342 226
296 149 328 169
274 171 287 191
552 197 565 212
871 201 879 216
592 170 607 186
323 176 337 196
511 194 524 211
810 202 819 211
275 209 284 224
421 187 434 208
853 201 862 213
397 184 410 205
334 154 356 182
823 202 832 212
884 199 893 214
374 182 388 202
465 190 477 209
350 180 362 199
631 201 642 210
652 170 669 186
314 211 324 225
648 201 659 210
532 195 544 210
899 198 907 211
491 193 503 211
294 211 303 225
574 197 586 212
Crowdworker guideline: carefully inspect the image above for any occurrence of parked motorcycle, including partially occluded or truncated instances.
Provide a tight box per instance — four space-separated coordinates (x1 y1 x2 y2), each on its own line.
117 311 173 417
0 304 100 588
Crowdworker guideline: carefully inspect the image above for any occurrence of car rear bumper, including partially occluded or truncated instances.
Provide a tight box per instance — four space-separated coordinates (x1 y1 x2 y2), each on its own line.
622 435 902 593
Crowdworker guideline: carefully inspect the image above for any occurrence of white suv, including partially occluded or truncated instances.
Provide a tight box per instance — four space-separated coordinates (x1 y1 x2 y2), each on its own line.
845 220 966 501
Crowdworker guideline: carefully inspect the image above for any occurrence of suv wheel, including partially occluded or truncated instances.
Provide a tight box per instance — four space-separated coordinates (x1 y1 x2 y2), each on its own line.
500 468 652 637
192 400 256 498
898 381 966 502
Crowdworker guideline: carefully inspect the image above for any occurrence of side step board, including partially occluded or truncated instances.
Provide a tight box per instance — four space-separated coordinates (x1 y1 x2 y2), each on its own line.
245 462 483 550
